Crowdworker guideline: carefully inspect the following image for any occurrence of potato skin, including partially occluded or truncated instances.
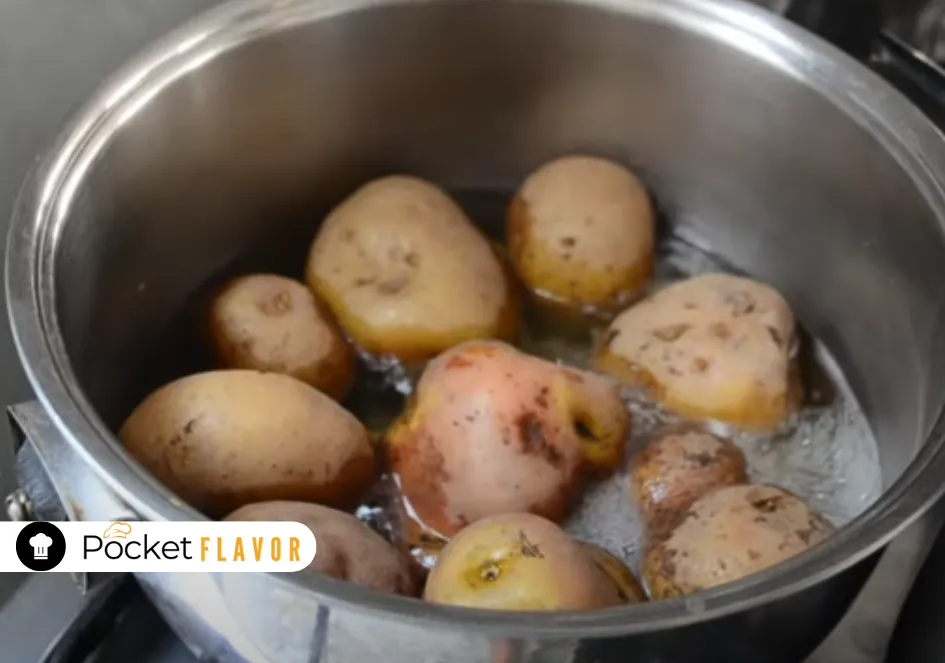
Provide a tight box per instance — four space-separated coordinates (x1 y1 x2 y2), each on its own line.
578 542 647 603
508 155 655 315
630 428 748 542
306 176 517 363
385 340 628 540
424 513 624 611
208 274 355 401
225 501 416 595
596 273 800 430
119 370 375 517
643 484 834 599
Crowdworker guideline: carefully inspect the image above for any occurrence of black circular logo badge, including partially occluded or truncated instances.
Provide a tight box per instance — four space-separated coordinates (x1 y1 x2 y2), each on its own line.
16 522 66 571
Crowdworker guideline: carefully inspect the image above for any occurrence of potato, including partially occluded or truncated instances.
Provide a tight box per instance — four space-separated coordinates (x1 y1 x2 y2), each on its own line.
643 484 834 599
424 513 624 610
578 542 647 603
225 501 416 595
306 176 517 363
385 340 628 540
507 155 656 315
630 427 748 542
208 274 355 401
595 273 799 430
119 370 375 517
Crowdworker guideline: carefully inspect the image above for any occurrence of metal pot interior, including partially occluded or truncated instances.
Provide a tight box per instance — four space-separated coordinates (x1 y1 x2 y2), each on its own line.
15 0 945 633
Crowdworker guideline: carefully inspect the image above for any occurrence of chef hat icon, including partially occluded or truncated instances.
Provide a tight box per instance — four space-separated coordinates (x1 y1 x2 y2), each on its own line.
104 522 132 539
29 533 53 560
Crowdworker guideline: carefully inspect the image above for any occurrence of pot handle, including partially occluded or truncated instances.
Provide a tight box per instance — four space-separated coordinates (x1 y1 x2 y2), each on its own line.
3 401 141 662
784 0 884 59
5 401 137 590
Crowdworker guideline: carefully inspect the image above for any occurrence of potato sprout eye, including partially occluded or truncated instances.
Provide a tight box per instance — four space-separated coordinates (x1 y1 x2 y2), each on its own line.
751 497 783 513
574 419 597 442
480 562 502 582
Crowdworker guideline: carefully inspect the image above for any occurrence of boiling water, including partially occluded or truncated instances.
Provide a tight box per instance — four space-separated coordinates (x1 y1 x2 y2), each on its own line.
354 233 884 573
135 183 883 581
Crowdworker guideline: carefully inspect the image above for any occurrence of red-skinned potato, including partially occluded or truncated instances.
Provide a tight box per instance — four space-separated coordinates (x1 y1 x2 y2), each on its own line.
208 274 356 401
225 501 417 595
385 340 629 543
423 513 625 611
630 427 748 542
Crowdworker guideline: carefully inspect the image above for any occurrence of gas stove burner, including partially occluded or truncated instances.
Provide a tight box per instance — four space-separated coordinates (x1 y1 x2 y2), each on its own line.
888 0 945 61
86 587 197 663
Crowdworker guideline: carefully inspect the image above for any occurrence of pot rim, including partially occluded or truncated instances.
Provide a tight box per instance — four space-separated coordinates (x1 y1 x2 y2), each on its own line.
8 0 945 637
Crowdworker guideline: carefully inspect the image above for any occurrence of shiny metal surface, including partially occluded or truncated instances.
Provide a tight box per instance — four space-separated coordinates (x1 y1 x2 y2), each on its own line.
7 401 137 594
8 402 137 527
77 513 945 663
0 0 224 609
8 0 945 661
5 488 33 522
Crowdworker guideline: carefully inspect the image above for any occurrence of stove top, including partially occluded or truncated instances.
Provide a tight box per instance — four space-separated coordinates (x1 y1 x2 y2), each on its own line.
85 591 194 663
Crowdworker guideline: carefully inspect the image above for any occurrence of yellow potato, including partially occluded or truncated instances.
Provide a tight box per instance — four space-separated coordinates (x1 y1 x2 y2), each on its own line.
508 155 656 316
208 274 355 401
424 513 624 610
643 484 833 599
119 370 375 517
630 427 748 542
385 340 628 540
306 176 517 363
578 542 648 603
225 501 417 595
596 273 800 430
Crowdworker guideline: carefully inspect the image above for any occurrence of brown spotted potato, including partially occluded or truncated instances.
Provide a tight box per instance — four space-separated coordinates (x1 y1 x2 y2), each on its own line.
306 176 517 364
596 273 800 431
643 484 834 599
630 427 748 542
119 370 375 517
507 155 656 317
385 340 628 545
225 501 417 595
208 274 356 401
579 541 648 603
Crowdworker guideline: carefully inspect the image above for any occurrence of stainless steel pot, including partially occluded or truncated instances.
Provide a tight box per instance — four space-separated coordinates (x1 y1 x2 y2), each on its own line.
8 0 945 661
